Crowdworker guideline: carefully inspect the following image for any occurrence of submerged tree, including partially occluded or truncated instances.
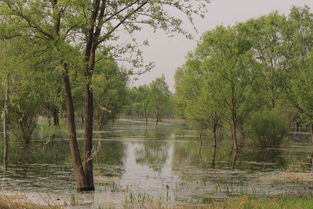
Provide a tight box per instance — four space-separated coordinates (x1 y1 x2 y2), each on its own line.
0 0 210 190
175 6 313 149
149 76 171 125
175 57 223 146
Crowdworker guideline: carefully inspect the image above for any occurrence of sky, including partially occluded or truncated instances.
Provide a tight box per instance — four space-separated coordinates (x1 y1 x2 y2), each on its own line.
128 0 313 92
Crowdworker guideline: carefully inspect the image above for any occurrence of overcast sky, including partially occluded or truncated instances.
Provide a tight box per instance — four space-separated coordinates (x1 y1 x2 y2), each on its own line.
128 0 313 92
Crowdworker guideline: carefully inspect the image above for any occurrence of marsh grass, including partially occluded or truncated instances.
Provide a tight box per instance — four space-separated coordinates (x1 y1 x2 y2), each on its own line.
119 195 313 209
0 194 62 209
1 194 313 209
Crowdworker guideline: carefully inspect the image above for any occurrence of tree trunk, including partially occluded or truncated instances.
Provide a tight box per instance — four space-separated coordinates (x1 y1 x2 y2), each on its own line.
53 107 59 126
211 147 217 168
230 149 237 170
271 99 275 110
62 65 87 191
310 124 313 145
231 123 238 150
83 84 95 190
3 74 8 169
213 127 217 148
231 87 238 150
295 121 300 132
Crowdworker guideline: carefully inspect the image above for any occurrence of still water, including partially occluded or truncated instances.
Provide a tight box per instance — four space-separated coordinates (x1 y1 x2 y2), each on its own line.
0 119 313 208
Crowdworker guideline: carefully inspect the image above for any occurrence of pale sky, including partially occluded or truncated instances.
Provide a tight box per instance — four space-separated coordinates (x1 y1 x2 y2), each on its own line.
129 0 313 92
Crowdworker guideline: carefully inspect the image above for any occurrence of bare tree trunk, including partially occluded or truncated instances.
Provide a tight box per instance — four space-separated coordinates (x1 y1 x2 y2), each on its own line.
62 65 87 190
3 74 8 169
310 124 313 145
295 121 300 132
211 147 217 168
213 124 217 148
53 106 59 126
231 123 238 150
231 87 238 150
271 98 275 110
83 84 94 190
230 149 237 170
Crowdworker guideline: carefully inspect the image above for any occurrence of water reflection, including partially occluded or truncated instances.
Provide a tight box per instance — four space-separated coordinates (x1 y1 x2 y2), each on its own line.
0 119 312 207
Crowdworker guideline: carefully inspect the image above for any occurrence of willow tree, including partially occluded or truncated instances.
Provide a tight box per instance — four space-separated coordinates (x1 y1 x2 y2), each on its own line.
0 0 210 190
175 56 223 146
149 76 171 125
195 26 253 150
283 7 313 142
237 13 287 110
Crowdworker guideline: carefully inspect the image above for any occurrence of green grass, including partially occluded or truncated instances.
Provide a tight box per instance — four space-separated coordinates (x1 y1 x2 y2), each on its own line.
1 195 313 209
120 195 313 209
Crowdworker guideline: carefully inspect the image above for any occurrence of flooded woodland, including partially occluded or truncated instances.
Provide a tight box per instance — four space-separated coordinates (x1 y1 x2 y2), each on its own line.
0 119 312 208
2 1 313 208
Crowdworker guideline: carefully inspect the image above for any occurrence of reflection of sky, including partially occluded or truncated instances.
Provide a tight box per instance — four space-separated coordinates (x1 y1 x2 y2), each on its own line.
125 0 313 91
120 141 179 202
1 120 313 208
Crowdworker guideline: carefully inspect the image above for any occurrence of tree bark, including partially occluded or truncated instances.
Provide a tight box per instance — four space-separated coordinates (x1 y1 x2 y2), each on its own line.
295 121 300 132
231 86 238 150
231 122 238 150
83 84 95 190
211 147 217 168
213 126 217 148
62 64 87 190
310 124 313 145
230 149 237 170
53 106 59 126
3 74 8 169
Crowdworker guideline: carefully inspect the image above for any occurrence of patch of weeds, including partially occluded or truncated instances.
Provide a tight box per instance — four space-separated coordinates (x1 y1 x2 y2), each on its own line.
285 160 309 172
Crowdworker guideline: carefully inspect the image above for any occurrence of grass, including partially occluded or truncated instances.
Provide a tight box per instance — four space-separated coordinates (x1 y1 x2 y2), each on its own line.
124 196 313 209
1 194 313 209
0 195 62 209
203 196 313 209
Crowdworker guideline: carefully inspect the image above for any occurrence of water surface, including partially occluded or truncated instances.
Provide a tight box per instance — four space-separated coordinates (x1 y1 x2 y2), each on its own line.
1 119 313 208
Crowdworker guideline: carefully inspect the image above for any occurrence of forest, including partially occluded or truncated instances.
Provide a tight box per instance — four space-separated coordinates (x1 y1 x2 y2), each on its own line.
0 0 313 209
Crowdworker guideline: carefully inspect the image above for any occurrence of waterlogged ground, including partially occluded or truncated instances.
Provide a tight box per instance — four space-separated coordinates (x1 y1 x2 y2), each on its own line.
0 119 313 208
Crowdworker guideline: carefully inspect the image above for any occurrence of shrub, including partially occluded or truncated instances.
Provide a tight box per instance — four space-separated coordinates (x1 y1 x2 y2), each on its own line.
245 110 288 148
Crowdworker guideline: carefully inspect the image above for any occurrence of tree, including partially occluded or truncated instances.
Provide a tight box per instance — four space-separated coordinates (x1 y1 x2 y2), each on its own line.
175 57 223 147
237 13 287 110
195 26 253 150
149 75 171 125
93 59 128 128
0 0 210 190
282 6 313 143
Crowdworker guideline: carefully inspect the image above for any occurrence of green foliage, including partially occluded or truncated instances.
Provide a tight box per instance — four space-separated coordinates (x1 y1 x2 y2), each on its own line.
175 6 313 148
175 25 253 146
245 111 288 148
125 76 174 124
149 75 171 123
93 59 129 127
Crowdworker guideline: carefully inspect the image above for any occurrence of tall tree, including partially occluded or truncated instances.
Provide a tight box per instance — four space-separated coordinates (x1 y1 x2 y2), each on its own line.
149 75 171 125
0 0 210 190
196 26 253 150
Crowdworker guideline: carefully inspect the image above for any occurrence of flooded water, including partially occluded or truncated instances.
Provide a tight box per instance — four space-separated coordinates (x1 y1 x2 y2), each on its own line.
0 119 313 208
